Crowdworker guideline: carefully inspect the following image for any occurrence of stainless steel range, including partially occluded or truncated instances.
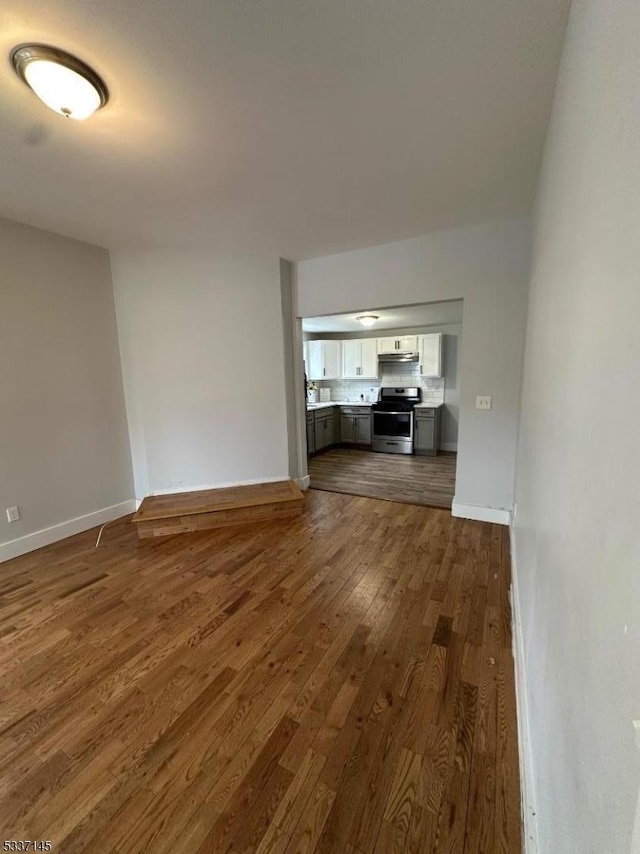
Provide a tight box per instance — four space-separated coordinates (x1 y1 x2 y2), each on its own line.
371 387 422 454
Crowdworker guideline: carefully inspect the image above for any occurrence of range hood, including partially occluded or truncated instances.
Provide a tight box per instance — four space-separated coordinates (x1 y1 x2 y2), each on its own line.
377 351 419 363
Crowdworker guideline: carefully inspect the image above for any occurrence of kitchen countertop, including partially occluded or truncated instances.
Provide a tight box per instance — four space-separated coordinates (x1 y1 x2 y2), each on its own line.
306 400 374 411
307 401 442 411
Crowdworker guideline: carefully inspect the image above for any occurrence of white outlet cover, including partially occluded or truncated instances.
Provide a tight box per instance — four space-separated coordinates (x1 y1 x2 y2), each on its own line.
476 395 492 410
6 506 20 523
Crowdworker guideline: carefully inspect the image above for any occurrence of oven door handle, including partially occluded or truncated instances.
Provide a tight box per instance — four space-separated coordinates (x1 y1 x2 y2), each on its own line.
374 410 412 416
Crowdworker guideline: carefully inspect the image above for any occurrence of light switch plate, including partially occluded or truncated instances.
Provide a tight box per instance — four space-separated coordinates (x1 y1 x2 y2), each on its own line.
6 506 20 523
476 395 492 410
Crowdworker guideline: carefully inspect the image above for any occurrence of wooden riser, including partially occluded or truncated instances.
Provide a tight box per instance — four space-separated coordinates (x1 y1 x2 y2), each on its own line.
132 479 304 539
135 502 302 539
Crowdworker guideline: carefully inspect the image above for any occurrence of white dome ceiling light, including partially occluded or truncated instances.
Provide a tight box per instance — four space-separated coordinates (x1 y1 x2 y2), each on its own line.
356 315 379 328
11 44 108 120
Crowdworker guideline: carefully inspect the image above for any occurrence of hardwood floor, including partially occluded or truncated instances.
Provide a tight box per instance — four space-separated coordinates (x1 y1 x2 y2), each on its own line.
0 490 520 853
309 448 457 509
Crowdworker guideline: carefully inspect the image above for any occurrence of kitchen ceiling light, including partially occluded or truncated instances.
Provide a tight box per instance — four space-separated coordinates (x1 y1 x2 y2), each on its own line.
11 44 108 120
356 315 379 328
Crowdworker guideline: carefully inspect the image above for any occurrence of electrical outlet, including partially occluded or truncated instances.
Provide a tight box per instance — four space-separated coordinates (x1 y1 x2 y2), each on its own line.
6 506 20 523
476 395 492 410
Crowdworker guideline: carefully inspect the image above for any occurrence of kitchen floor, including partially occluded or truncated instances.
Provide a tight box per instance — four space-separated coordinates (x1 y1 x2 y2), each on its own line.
309 448 457 509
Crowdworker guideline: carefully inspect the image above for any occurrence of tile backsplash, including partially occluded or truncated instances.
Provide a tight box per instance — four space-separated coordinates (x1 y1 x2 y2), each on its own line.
317 362 445 404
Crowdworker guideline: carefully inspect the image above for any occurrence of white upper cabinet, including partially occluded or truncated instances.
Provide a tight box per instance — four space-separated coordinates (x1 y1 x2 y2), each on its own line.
377 335 418 353
307 334 439 380
307 340 322 379
307 340 341 380
341 338 379 379
341 339 360 378
377 338 396 354
418 333 443 377
397 335 418 352
360 338 378 377
324 340 341 378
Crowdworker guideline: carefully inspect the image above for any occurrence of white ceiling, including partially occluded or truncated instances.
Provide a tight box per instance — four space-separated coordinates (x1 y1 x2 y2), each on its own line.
303 300 463 333
0 0 570 259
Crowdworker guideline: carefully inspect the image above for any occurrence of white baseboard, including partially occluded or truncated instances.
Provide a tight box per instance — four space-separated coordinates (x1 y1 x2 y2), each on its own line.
0 499 137 564
296 475 311 491
149 475 289 497
451 500 511 525
510 525 538 854
441 441 458 452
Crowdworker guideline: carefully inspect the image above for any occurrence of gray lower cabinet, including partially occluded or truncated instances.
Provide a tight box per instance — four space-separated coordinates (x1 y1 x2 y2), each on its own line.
309 406 372 453
308 407 340 455
414 407 441 455
314 411 335 452
341 407 372 445
332 407 341 439
306 412 315 455
354 414 372 444
340 413 353 443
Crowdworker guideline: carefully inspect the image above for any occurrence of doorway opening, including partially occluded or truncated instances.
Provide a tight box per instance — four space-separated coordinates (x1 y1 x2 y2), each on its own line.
302 299 462 509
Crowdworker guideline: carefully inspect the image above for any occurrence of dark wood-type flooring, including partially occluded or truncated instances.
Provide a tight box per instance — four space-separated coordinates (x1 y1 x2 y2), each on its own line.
0 490 520 853
310 448 457 509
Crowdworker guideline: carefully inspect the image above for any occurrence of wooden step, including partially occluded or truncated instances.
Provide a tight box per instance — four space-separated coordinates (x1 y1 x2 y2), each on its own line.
132 479 304 539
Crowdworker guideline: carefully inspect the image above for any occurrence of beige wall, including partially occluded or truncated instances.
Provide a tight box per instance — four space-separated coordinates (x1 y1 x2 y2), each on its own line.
111 249 290 499
0 219 134 561
513 0 640 850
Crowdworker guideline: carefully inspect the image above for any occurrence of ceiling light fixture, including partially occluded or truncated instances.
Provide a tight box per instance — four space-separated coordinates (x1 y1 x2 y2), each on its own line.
356 315 379 328
11 44 108 120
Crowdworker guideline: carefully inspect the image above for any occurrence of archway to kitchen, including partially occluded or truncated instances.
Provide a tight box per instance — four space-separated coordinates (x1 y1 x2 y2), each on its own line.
301 300 462 509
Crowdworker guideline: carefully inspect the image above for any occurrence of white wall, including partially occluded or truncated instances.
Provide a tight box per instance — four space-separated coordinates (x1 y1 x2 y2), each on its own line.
280 260 300 478
512 0 640 851
295 219 531 519
111 250 290 498
0 219 134 561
